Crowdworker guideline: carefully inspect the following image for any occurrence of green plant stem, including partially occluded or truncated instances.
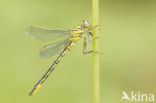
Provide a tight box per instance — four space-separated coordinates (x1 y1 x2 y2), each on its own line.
92 0 99 103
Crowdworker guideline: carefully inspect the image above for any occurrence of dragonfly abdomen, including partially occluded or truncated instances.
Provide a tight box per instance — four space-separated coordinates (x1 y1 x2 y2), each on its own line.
29 48 67 96
52 50 66 66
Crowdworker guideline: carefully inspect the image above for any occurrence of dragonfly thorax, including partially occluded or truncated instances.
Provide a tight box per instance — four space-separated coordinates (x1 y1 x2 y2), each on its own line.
70 26 84 36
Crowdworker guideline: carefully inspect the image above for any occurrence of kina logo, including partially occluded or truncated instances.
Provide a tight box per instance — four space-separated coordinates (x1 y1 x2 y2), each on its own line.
121 91 154 102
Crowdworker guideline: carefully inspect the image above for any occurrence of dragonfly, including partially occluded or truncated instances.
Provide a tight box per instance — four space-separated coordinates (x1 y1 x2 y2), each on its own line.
26 20 96 96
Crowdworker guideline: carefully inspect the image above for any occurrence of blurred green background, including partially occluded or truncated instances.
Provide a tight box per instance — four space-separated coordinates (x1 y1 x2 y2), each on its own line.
0 0 156 103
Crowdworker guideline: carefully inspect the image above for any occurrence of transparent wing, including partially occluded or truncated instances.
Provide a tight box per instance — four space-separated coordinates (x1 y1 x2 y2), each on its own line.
26 26 69 41
40 39 69 58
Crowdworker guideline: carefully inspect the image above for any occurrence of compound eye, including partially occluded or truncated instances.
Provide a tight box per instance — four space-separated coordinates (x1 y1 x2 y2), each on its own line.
84 20 89 27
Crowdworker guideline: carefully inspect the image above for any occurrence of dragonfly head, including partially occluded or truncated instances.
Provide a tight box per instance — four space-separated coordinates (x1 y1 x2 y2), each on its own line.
83 20 92 30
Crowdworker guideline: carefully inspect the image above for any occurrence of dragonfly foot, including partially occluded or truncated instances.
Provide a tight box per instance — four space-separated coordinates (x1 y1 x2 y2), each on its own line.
83 50 103 55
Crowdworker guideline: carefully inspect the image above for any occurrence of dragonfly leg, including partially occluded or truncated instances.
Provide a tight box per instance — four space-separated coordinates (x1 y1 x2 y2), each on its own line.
88 36 100 42
83 50 103 55
83 37 90 54
94 25 99 29
92 24 100 31
83 37 103 55
88 31 100 42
